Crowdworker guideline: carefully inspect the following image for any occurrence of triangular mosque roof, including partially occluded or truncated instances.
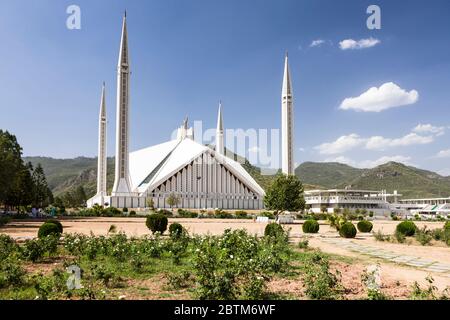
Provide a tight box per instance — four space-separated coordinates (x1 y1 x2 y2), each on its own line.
129 137 265 196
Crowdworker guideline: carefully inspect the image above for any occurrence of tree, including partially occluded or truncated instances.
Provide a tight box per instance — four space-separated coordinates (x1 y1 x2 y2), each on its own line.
0 130 24 210
74 186 87 207
166 192 180 211
61 186 87 208
32 164 52 208
263 175 305 213
146 198 154 209
0 131 53 212
6 162 34 212
53 196 64 208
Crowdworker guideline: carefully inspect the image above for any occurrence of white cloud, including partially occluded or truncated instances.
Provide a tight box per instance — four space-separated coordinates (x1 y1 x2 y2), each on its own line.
413 124 445 136
339 37 380 50
437 168 450 176
324 155 412 169
436 149 450 158
310 39 325 47
339 82 419 112
316 128 436 155
299 147 305 152
365 133 434 151
315 134 365 155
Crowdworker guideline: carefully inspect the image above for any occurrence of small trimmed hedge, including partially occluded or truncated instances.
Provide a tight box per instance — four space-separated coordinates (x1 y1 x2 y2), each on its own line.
129 210 136 216
146 214 168 234
38 222 62 238
46 219 63 233
0 216 11 227
302 220 319 233
357 220 373 233
169 222 184 238
396 221 417 237
177 209 198 218
339 222 357 238
264 223 284 238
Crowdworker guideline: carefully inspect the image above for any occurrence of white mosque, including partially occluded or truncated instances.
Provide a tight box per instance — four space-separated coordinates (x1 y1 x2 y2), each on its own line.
87 13 295 210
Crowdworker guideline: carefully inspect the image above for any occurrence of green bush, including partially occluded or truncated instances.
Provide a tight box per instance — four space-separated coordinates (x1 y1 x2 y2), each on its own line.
313 213 328 220
0 258 26 288
46 219 63 233
20 236 60 262
177 209 198 218
0 235 17 260
302 220 319 233
396 221 417 236
129 210 136 216
0 216 11 227
298 238 309 249
146 214 168 234
260 211 275 219
415 230 432 246
234 211 248 219
373 230 390 242
103 207 121 217
444 221 450 230
304 253 342 299
395 230 406 243
122 207 128 213
264 222 284 238
193 229 290 299
38 222 62 238
158 209 172 217
214 209 233 219
169 223 184 238
339 222 357 238
357 220 373 233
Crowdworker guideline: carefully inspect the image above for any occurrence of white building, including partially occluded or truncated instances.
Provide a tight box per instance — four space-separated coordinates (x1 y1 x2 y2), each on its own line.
396 197 450 217
87 13 266 210
304 189 395 216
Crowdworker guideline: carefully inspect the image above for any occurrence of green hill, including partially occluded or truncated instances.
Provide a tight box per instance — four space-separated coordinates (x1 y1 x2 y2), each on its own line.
24 156 115 197
295 162 362 188
342 161 450 198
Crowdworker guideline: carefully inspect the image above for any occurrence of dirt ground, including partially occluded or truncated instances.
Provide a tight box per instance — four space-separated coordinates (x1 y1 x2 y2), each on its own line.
1 217 449 294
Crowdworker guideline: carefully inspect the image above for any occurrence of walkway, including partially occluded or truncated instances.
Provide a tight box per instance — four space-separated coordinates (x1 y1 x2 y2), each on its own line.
319 237 450 276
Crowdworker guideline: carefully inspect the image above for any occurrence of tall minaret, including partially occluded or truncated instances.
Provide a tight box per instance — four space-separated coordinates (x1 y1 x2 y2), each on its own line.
281 52 294 175
112 12 133 195
216 101 224 155
96 82 107 197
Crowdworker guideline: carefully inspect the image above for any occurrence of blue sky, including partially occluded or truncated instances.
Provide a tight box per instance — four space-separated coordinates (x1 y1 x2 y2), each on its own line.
0 0 449 175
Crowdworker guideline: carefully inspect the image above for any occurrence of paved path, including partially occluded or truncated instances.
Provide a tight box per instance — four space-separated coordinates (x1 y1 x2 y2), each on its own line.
319 237 450 277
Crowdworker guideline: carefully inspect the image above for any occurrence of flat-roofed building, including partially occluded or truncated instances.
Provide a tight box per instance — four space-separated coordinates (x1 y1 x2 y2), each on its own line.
304 189 395 216
397 197 450 217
